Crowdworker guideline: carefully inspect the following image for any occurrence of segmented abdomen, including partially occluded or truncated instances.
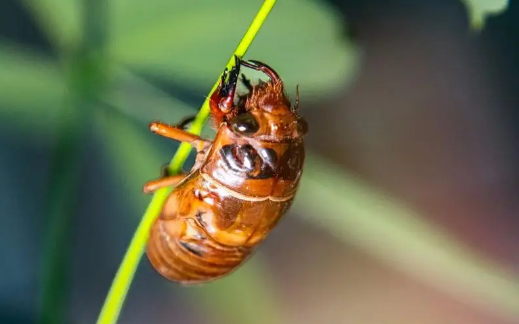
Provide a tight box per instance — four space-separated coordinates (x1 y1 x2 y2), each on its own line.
146 211 252 284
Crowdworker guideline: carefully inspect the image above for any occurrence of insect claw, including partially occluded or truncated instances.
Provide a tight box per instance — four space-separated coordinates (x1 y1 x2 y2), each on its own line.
219 68 230 96
160 163 171 178
176 115 196 130
228 65 240 88
233 54 241 65
245 60 264 67
240 59 281 83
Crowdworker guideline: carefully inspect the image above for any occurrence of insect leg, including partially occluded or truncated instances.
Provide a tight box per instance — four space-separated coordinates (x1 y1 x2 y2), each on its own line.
149 121 208 152
240 59 281 84
176 115 196 130
159 163 173 178
142 173 186 194
210 55 241 117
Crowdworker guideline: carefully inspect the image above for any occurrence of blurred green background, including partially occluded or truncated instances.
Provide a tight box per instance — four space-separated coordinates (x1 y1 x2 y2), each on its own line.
1 0 518 324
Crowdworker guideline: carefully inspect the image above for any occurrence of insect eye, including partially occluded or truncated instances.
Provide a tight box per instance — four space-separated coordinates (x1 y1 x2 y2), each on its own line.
231 113 259 135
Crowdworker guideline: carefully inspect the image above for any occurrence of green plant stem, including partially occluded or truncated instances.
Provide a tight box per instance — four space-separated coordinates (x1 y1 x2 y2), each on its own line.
95 1 278 324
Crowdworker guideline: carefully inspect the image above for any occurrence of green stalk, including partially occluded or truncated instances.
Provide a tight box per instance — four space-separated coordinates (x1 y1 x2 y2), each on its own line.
95 1 278 324
38 1 108 324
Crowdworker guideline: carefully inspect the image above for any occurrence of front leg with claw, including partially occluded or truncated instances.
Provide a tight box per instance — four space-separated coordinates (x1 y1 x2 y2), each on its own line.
209 55 242 125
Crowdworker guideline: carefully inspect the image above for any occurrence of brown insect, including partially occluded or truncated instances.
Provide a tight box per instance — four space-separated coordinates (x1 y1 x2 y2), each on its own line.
143 56 308 284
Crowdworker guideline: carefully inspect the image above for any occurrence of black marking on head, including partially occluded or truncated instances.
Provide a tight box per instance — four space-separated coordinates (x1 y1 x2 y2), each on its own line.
220 144 276 179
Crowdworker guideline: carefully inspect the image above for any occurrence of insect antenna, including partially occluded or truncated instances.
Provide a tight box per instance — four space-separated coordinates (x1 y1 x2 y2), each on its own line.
294 84 300 111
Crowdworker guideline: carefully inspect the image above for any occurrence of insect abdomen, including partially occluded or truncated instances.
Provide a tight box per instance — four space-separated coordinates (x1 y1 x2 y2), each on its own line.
146 213 251 284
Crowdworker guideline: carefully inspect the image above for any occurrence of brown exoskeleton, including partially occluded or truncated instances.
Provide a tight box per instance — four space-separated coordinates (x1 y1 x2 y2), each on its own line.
143 56 308 284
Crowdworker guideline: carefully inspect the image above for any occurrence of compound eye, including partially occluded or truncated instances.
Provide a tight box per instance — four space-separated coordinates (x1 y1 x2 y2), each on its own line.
231 113 259 135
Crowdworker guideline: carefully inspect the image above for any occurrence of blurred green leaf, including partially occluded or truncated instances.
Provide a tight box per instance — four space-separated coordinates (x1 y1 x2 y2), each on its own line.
103 67 197 126
93 104 175 205
108 0 360 98
19 0 81 52
20 0 360 99
460 0 509 30
93 106 285 324
0 40 65 136
102 68 218 140
37 0 110 322
294 154 519 322
12 0 360 135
